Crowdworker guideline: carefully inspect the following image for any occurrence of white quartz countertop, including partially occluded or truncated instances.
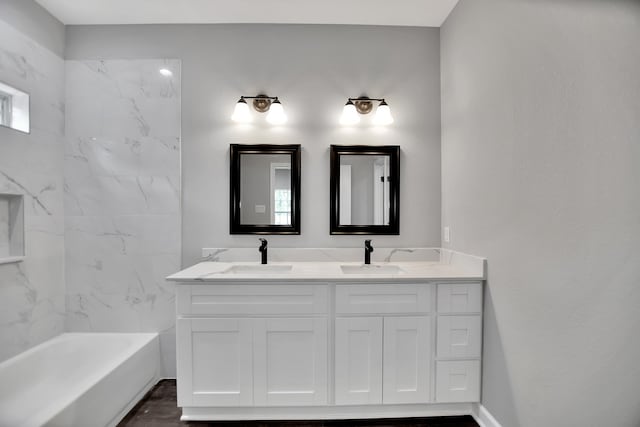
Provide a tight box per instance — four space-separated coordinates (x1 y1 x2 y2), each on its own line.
167 260 485 283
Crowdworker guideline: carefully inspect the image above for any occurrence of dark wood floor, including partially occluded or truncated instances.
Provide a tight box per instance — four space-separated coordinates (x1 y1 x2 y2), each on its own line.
118 380 479 427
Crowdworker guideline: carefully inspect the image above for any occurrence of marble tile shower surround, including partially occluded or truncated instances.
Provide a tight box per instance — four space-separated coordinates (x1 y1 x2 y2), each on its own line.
0 20 66 363
64 59 181 377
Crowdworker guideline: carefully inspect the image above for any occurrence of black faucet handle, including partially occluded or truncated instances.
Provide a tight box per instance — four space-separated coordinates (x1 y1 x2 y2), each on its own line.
364 239 373 265
258 238 268 264
259 238 268 249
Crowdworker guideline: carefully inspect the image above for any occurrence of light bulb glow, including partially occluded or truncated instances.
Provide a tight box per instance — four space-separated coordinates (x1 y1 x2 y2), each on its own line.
159 68 173 77
231 98 252 123
266 99 287 125
340 100 360 125
373 101 394 126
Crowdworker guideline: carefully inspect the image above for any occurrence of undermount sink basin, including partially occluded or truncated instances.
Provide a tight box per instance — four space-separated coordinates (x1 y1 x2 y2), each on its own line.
340 264 405 275
222 264 293 274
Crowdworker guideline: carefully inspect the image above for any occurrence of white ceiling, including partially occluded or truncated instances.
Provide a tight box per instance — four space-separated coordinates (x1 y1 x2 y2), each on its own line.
35 0 459 27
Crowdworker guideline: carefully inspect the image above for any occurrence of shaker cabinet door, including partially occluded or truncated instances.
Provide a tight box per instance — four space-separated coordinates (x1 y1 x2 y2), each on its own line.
335 317 384 405
176 318 253 407
383 316 431 404
253 318 328 406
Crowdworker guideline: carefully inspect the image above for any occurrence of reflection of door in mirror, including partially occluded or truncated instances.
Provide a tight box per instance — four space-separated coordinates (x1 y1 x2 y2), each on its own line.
240 154 292 226
270 163 291 225
339 155 391 226
372 156 390 225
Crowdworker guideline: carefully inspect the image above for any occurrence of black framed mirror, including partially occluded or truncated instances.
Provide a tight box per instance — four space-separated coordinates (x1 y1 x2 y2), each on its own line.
230 144 301 234
330 145 400 235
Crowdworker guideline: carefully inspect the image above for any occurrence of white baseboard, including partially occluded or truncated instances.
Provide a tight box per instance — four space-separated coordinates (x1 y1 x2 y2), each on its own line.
472 403 503 427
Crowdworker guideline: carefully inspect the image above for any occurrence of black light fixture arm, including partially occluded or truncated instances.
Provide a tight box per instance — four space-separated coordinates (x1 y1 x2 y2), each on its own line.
348 97 386 103
347 96 389 115
237 94 280 113
240 95 279 101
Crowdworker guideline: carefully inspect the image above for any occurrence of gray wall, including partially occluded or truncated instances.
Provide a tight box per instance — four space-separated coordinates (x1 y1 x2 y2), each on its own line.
441 1 640 426
0 0 65 57
65 24 442 266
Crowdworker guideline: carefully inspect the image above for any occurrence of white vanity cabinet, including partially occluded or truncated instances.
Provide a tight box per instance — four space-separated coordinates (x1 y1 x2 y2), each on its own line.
334 284 432 405
435 283 483 403
176 284 329 408
177 317 254 406
174 277 483 421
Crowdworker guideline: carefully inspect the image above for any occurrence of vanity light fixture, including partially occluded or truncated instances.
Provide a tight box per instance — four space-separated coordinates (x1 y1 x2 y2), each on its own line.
231 94 287 124
340 100 360 125
340 96 394 126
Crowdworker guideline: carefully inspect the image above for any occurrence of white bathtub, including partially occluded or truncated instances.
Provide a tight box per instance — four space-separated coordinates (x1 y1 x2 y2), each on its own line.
0 333 160 427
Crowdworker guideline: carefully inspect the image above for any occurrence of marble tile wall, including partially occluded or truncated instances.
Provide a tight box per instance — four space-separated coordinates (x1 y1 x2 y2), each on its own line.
64 59 181 376
0 20 66 362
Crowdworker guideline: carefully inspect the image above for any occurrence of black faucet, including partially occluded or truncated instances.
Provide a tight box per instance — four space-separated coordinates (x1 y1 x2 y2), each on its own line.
364 239 374 265
258 238 268 264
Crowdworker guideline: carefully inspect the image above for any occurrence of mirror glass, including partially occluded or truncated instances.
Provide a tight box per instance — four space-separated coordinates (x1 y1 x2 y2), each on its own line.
330 145 400 235
339 154 391 226
240 154 292 226
230 144 300 234
0 81 30 133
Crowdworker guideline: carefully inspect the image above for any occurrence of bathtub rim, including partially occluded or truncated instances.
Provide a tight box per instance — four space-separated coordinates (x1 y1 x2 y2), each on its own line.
0 332 160 427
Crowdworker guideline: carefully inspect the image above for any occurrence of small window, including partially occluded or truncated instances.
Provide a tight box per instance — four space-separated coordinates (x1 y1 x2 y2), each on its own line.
0 81 29 133
0 91 12 127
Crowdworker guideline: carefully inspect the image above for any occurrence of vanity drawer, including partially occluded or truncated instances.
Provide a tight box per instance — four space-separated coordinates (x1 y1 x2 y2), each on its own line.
336 284 432 314
436 315 482 359
177 284 328 315
435 360 481 403
437 283 482 314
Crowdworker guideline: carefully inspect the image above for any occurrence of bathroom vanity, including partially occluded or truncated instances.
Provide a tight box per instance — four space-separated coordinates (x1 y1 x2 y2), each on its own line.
168 250 485 421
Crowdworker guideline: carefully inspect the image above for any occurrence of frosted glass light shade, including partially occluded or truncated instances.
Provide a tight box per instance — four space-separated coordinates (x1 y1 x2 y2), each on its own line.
266 99 287 125
340 101 360 125
231 98 252 123
373 101 394 125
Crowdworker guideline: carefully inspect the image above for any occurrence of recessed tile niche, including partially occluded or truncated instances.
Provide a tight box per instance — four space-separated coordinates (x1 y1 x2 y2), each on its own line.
0 193 25 264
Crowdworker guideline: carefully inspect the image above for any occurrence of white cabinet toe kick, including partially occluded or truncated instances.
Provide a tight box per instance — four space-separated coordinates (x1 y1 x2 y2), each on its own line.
175 281 483 421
